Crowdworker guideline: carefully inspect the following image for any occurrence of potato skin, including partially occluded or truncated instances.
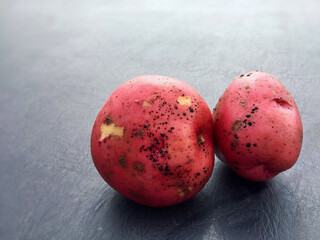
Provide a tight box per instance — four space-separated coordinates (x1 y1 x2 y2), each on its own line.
212 71 303 181
91 75 214 206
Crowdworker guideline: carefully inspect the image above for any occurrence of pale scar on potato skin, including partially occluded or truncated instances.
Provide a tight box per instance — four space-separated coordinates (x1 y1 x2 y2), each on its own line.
197 135 205 145
142 100 153 107
177 188 185 197
177 95 191 106
99 122 124 141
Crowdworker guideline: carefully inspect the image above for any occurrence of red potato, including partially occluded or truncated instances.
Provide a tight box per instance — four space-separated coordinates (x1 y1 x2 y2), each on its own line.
91 75 214 207
212 71 303 181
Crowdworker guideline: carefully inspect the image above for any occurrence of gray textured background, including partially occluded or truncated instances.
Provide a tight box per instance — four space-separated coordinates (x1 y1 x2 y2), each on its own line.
1 0 319 239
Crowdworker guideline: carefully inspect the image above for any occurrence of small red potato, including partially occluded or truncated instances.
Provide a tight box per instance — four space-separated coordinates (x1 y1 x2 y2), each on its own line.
91 75 214 206
212 71 303 181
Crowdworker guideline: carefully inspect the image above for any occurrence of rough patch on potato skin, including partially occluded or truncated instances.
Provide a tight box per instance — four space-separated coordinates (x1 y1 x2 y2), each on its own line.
231 139 239 148
231 120 243 131
133 96 212 203
229 105 263 162
103 173 110 181
129 190 138 198
133 128 145 137
118 154 126 168
133 96 211 188
133 162 145 173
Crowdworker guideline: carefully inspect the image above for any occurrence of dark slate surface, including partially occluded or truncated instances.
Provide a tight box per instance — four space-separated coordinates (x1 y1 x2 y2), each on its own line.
1 1 319 239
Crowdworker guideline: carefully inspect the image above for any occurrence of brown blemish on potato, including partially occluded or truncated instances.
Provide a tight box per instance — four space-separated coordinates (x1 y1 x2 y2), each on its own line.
177 95 191 106
103 173 110 180
245 85 250 90
118 154 126 168
186 159 193 164
197 135 205 145
133 162 145 173
188 186 193 191
134 129 145 137
231 139 239 148
240 100 246 106
129 190 138 197
99 122 124 141
177 188 185 197
232 120 243 131
142 100 153 107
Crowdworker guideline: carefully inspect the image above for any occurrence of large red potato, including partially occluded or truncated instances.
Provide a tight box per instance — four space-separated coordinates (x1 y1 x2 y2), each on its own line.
212 71 303 181
91 75 214 206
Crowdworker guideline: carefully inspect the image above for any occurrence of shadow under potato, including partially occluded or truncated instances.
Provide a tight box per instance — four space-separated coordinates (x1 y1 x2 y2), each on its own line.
84 162 302 240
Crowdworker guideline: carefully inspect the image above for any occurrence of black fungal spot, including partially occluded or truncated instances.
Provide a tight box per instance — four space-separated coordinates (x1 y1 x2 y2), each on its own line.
104 116 113 125
251 106 259 113
189 107 194 113
248 122 252 126
246 114 251 118
165 165 169 171
154 138 160 144
246 143 251 147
